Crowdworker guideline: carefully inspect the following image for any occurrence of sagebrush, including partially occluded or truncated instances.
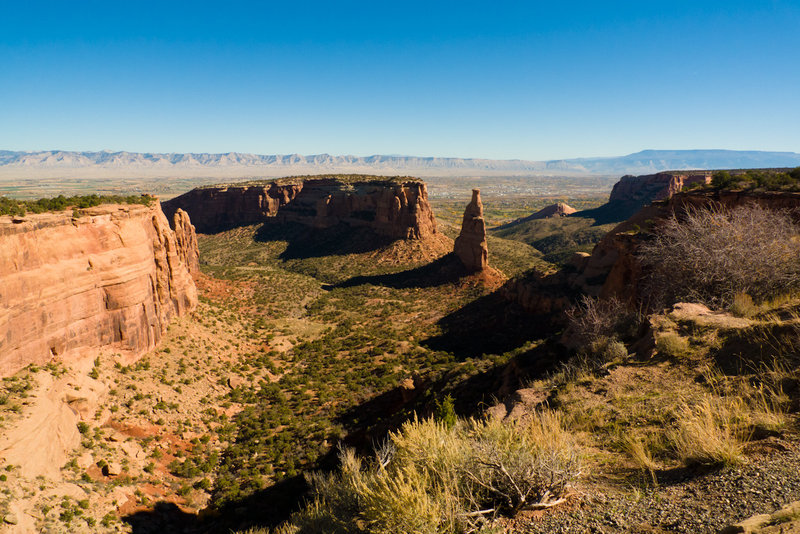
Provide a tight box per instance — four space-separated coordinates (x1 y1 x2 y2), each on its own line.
274 414 580 534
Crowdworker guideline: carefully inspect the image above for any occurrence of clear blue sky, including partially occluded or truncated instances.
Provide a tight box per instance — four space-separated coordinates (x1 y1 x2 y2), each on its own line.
2 1 799 160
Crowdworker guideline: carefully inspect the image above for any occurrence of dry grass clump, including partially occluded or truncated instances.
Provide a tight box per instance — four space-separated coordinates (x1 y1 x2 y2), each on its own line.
669 384 787 467
669 395 749 467
729 292 759 318
274 414 580 534
655 332 690 358
624 436 660 483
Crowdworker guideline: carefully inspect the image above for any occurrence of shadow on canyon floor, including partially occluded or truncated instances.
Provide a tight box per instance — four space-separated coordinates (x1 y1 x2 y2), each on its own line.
123 474 310 534
424 286 557 358
328 253 466 289
255 221 396 260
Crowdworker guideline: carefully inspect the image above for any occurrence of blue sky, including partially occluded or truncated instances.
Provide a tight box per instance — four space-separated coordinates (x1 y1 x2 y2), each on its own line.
1 1 799 159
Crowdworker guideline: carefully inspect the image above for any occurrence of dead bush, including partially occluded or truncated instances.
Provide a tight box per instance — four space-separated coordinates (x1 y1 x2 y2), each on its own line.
639 204 800 309
564 295 641 347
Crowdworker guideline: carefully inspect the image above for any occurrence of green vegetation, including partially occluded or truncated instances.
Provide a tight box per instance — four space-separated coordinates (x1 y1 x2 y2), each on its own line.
197 223 539 510
431 196 607 228
0 193 154 217
490 216 615 265
705 167 800 191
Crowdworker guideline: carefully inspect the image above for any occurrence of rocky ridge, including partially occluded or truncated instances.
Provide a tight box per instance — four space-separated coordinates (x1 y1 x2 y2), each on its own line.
162 176 439 240
0 202 199 376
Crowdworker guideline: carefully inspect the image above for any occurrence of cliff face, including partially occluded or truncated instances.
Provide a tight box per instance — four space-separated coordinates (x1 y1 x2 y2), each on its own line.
608 171 711 206
454 189 489 272
162 177 439 240
0 202 199 377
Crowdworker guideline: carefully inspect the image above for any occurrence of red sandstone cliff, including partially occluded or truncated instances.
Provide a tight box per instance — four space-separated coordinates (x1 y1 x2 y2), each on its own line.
454 189 489 272
608 171 711 205
162 176 439 240
0 202 199 377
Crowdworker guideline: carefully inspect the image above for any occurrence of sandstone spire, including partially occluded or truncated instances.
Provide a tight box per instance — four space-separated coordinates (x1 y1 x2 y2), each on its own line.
454 189 489 272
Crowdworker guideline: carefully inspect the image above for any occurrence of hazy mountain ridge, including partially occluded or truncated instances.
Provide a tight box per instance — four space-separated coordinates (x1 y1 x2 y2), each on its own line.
1 149 799 179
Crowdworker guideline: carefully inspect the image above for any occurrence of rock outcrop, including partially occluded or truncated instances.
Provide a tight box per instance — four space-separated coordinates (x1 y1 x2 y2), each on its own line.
0 202 198 377
454 189 489 272
530 202 577 219
172 208 200 274
162 176 439 240
608 171 711 206
504 185 800 314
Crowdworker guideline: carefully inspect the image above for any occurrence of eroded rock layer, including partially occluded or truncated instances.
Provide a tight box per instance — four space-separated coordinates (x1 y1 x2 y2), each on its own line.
454 189 489 272
162 176 439 239
0 202 198 377
609 171 712 205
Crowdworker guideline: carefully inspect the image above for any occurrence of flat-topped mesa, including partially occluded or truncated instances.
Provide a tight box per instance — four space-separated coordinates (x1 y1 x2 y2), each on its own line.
0 202 199 377
454 189 489 272
162 175 439 240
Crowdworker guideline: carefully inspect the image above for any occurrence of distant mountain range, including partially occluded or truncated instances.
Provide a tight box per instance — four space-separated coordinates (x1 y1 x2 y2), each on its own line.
1 149 799 180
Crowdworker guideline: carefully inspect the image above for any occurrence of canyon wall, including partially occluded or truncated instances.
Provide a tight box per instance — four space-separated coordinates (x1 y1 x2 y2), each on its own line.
0 202 199 377
608 171 711 206
162 176 439 240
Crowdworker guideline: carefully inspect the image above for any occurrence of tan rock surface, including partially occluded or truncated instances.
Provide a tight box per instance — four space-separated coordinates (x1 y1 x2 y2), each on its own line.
454 189 489 272
0 202 198 377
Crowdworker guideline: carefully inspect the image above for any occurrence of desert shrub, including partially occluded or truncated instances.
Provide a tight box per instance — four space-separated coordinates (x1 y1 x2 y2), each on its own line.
433 394 457 429
639 205 800 309
0 194 154 216
599 339 629 361
564 295 640 347
729 292 758 318
279 414 580 534
655 333 690 358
